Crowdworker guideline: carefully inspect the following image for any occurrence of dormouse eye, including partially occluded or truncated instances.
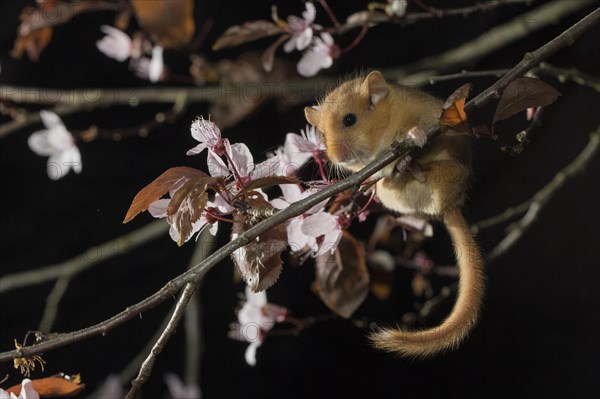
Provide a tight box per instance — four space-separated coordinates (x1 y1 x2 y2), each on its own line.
342 113 357 128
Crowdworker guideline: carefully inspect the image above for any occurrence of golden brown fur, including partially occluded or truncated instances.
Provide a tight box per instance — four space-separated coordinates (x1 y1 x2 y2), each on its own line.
304 71 484 357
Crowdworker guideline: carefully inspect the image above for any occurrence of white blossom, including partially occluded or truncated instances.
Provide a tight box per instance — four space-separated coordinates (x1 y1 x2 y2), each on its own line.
27 111 81 180
96 25 132 62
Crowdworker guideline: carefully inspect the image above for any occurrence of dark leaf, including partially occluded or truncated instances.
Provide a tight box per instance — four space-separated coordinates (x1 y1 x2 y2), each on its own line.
493 77 561 125
231 194 287 292
11 5 53 62
315 232 369 318
244 176 300 192
131 0 195 48
123 166 207 223
167 176 221 246
212 20 284 50
440 83 473 133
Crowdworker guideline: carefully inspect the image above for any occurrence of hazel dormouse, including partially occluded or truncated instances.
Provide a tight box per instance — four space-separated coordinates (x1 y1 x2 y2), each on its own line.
305 71 484 357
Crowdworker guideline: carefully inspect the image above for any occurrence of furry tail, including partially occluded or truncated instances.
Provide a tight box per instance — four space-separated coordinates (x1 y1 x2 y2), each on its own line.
369 209 485 357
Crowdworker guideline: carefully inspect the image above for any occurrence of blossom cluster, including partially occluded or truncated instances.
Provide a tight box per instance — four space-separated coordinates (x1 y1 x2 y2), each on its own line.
96 25 165 82
279 3 339 77
147 116 345 255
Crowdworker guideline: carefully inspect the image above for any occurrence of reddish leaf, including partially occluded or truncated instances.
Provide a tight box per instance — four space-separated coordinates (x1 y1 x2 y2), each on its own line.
212 20 284 50
244 176 300 192
8 374 85 397
315 232 369 318
166 176 221 246
231 194 287 292
262 33 290 72
123 166 207 223
440 83 473 133
131 0 195 48
11 5 53 62
493 77 561 125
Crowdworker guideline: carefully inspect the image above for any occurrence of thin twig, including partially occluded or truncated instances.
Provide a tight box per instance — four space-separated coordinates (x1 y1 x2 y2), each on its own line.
185 231 215 388
488 126 600 262
338 0 536 34
0 220 168 294
124 282 198 399
1 6 599 363
387 0 597 82
38 276 71 333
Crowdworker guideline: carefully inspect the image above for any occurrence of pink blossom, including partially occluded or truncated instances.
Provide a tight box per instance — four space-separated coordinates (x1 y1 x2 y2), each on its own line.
284 124 326 168
231 286 287 366
96 25 132 62
187 117 226 156
271 184 325 253
301 211 343 256
0 379 39 399
297 33 336 77
133 45 165 82
27 111 81 180
208 142 282 182
283 2 317 53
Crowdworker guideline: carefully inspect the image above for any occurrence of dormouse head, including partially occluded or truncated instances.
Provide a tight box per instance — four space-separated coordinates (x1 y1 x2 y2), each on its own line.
304 71 392 171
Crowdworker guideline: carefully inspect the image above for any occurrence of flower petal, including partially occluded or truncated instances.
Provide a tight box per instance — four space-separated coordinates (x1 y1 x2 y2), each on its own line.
229 143 254 177
149 199 170 218
148 45 164 83
297 49 331 77
207 150 229 177
301 212 338 237
40 110 65 131
19 379 39 399
27 131 54 156
245 341 261 366
186 143 207 156
303 2 316 24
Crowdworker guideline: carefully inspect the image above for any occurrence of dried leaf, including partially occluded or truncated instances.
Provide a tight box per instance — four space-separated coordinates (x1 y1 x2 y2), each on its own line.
8 374 85 397
11 5 53 62
315 232 369 318
123 166 207 223
231 194 287 292
440 83 473 133
212 20 284 51
131 0 195 48
244 176 300 192
493 77 561 125
262 33 290 72
167 176 218 245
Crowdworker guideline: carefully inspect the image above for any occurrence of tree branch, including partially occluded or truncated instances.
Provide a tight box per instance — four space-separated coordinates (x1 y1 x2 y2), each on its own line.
0 220 168 294
487 126 600 262
124 282 197 399
2 0 593 137
2 5 599 363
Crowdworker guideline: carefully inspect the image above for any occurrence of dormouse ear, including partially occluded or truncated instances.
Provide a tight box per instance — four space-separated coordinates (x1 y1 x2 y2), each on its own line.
363 71 389 107
304 106 321 126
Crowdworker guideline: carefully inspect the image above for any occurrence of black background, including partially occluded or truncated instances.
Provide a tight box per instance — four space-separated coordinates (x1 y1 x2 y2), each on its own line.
1 1 599 398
